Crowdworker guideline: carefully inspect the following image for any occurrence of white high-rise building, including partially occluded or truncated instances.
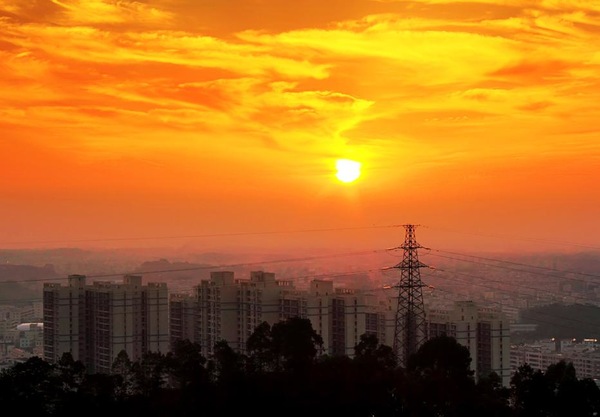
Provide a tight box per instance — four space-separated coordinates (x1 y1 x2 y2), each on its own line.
43 274 169 373
170 270 307 357
43 274 86 364
308 280 387 357
169 272 388 358
426 300 511 386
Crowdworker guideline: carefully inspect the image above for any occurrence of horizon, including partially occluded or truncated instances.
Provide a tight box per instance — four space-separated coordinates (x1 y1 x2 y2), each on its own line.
1 224 599 256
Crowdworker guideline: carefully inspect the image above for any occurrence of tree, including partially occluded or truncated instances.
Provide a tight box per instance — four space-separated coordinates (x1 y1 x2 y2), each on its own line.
242 318 324 417
165 339 208 389
246 321 274 373
511 360 600 417
164 339 213 416
56 351 86 392
111 350 135 399
351 334 398 417
270 316 323 374
407 334 473 380
473 371 511 417
131 350 168 397
209 339 245 383
510 363 553 417
0 356 61 415
77 372 120 416
397 335 477 417
208 340 250 415
354 333 397 370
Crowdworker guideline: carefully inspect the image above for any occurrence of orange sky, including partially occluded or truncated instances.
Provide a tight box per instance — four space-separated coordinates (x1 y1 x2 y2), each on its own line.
1 0 599 254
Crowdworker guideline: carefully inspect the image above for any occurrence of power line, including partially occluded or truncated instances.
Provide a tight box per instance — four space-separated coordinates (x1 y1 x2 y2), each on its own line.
411 271 598 332
3 244 597 308
422 266 592 308
425 225 600 251
380 264 600 332
4 239 599 331
421 283 598 336
431 249 600 281
0 224 403 246
424 252 600 285
0 248 390 285
387 247 600 285
0 266 385 304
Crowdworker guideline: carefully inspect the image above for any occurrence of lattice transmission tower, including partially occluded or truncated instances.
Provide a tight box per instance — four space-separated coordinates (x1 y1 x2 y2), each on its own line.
392 224 428 367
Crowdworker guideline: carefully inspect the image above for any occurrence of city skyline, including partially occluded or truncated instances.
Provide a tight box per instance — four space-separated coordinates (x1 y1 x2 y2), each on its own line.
1 1 599 254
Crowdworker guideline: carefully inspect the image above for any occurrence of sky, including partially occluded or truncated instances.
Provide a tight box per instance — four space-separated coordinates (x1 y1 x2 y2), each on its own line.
1 0 599 255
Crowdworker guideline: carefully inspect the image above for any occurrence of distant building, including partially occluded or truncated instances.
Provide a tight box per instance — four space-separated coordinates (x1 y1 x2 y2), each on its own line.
20 302 43 322
0 305 22 359
509 323 538 333
511 338 600 380
0 304 45 362
16 322 43 351
43 274 169 373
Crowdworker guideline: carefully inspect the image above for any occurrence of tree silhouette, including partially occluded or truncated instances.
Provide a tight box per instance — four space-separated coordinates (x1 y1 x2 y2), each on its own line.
56 352 85 392
270 316 323 374
0 356 60 416
209 339 245 383
354 332 397 370
165 339 208 389
111 349 135 399
131 350 168 397
351 333 397 417
396 334 477 417
511 363 554 417
1 330 598 417
246 321 274 373
511 361 600 417
244 317 324 417
164 338 212 416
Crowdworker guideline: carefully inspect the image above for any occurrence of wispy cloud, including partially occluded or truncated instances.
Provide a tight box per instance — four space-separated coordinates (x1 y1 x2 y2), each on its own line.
0 0 598 209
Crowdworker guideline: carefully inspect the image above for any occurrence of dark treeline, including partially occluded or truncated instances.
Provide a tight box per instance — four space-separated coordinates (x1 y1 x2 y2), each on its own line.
1 317 599 417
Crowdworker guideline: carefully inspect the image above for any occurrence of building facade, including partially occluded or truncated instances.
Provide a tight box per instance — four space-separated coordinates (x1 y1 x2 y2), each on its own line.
426 300 511 386
43 270 512 382
511 338 600 381
170 270 307 357
43 274 169 373
169 271 387 358
308 280 387 357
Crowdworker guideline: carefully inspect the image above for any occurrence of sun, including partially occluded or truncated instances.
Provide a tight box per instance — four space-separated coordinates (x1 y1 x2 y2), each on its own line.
335 159 361 183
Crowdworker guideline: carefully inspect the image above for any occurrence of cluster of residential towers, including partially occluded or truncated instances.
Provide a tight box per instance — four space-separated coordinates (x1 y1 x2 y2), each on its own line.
43 271 511 384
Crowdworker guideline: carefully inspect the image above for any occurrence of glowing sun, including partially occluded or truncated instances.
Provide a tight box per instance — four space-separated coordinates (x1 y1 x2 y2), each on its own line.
335 159 361 183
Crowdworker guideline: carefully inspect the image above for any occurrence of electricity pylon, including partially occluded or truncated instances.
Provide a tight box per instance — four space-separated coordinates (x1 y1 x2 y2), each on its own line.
392 224 428 367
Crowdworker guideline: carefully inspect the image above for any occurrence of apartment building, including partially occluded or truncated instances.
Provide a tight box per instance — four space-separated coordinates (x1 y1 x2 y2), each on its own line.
426 300 511 386
169 271 387 358
308 280 387 357
511 339 600 380
170 270 307 357
43 270 512 381
43 274 169 373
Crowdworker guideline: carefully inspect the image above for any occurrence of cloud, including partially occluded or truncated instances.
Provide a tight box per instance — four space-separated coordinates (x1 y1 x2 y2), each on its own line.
52 0 172 25
0 0 174 27
1 0 599 173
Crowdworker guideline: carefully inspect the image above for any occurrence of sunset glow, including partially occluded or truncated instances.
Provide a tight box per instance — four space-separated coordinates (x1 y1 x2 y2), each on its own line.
1 0 599 252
